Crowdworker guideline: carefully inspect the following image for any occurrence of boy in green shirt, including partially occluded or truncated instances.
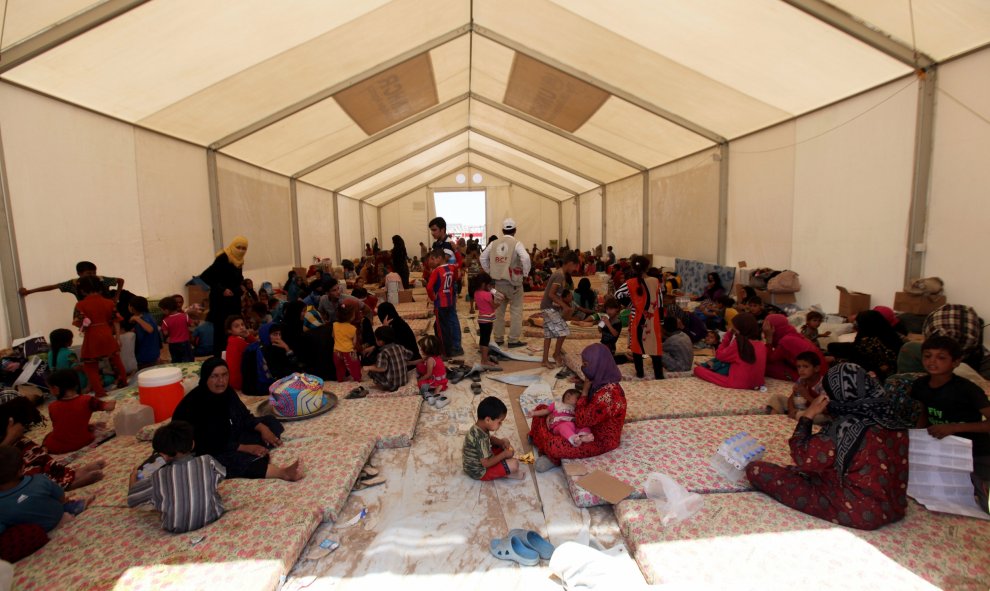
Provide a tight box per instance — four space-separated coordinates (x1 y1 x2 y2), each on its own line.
462 397 525 481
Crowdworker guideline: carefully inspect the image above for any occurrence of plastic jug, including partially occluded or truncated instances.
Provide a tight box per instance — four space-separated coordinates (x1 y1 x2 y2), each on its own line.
137 367 185 422
114 403 155 437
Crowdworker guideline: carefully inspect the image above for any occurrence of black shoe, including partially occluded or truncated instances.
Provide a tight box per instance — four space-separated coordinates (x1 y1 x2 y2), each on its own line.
494 339 504 346
507 341 527 348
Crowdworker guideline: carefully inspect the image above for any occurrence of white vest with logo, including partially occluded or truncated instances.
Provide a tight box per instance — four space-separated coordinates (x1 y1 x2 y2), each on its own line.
489 236 523 286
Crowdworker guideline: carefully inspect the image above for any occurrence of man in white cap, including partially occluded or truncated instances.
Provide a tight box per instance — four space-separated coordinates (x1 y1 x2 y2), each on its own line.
481 218 531 347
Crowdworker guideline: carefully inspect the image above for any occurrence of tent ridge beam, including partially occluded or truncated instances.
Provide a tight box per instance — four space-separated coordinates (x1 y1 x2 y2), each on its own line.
469 93 646 171
468 163 562 203
782 0 934 69
373 163 472 208
469 128 604 186
291 93 469 178
331 127 470 192
0 0 153 73
210 24 472 150
472 25 725 144
467 149 578 196
351 148 470 201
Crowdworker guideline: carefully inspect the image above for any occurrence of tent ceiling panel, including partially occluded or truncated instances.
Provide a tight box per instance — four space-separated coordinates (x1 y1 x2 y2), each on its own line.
299 100 470 189
0 0 104 50
576 97 715 167
468 131 596 193
221 37 469 175
333 52 439 135
475 0 793 139
342 133 470 198
826 0 990 62
3 0 406 125
502 52 610 133
469 33 513 101
364 157 470 206
466 153 571 200
469 98 637 181
545 0 910 118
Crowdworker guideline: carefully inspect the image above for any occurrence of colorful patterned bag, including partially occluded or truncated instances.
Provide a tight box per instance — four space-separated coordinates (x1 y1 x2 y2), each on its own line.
268 372 328 418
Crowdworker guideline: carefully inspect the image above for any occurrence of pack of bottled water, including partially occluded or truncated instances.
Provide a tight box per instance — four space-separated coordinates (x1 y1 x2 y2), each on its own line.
710 431 766 482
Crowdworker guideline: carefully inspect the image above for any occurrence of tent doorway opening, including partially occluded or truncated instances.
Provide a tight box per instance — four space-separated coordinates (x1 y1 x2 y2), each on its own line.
433 190 486 242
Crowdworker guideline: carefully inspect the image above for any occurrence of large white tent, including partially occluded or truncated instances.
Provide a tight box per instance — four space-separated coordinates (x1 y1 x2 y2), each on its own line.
0 0 988 344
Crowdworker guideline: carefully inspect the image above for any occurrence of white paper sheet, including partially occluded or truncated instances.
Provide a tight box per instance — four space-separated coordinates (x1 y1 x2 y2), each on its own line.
907 429 989 520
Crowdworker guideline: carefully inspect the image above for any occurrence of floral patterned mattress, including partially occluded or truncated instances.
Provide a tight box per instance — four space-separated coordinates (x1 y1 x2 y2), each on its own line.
562 414 797 507
70 430 376 524
13 502 318 591
392 303 433 319
321 376 419 399
614 493 990 590
282 395 422 449
621 378 787 422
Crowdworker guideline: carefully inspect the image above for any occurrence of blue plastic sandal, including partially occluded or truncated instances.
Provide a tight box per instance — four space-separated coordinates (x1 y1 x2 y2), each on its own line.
507 528 555 560
490 535 539 566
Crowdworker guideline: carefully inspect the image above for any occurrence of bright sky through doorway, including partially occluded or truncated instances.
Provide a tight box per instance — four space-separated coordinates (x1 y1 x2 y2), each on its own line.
433 190 486 240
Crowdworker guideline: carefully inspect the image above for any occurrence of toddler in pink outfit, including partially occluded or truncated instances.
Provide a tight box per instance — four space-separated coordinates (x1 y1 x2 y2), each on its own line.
527 389 593 447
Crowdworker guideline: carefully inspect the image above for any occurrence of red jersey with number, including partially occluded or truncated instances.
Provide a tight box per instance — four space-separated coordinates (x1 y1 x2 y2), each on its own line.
427 264 457 308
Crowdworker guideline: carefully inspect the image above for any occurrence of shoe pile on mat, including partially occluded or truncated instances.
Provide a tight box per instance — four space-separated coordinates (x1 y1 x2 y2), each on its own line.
419 384 450 409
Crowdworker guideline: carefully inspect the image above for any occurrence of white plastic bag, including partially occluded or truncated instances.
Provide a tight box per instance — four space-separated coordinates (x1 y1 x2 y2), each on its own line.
644 473 703 525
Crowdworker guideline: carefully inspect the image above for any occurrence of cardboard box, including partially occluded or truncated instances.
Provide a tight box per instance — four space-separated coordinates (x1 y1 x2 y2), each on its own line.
292 267 307 279
755 288 797 306
398 289 415 304
836 286 870 319
187 285 209 308
893 291 947 315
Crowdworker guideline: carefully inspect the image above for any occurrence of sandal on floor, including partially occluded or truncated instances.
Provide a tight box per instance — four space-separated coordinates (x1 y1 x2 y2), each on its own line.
360 465 380 478
346 386 368 399
490 535 539 566
352 474 386 490
433 396 450 409
471 382 482 395
507 529 555 560
470 374 482 383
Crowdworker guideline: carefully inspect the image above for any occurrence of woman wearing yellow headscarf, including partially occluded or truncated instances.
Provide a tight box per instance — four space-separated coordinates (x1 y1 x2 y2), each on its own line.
201 236 248 357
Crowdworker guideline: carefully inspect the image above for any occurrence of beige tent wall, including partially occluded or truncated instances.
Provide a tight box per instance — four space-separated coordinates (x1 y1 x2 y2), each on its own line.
604 174 644 257
337 195 362 262
577 189 602 251
379 188 429 254
484 185 512 240
486 185 559 249
926 47 990 339
726 122 797 271
295 182 337 265
216 155 293 286
561 198 576 248
362 202 379 250
790 78 917 310
0 82 149 339
133 129 214 298
648 149 720 267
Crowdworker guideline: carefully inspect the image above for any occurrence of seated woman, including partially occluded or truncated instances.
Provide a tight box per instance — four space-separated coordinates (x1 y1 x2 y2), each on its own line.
172 358 303 481
764 314 827 381
529 344 627 472
376 303 422 362
692 272 726 302
693 313 767 390
747 363 918 530
828 310 903 380
280 301 336 381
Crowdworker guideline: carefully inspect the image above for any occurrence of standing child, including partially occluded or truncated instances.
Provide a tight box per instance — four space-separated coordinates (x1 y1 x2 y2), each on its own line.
800 311 831 349
541 252 580 369
73 275 128 396
415 335 449 409
384 264 403 306
126 421 225 533
332 304 362 382
910 335 990 510
0 446 90 537
462 396 525 480
365 326 412 392
598 297 623 354
128 296 161 369
426 249 463 358
473 273 502 369
223 315 253 391
526 388 593 447
42 370 115 455
159 296 194 363
767 351 826 421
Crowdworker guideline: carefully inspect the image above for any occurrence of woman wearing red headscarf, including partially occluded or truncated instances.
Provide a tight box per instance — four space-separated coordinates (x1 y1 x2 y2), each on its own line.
764 314 827 381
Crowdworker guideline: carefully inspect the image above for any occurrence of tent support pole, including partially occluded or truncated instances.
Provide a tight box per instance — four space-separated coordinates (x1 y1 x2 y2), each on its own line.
558 201 563 249
206 150 224 253
905 68 937 285
716 143 730 266
290 179 301 267
642 172 650 256
359 202 366 254
0 129 28 337
574 193 581 251
601 185 607 255
332 193 342 264
377 206 383 249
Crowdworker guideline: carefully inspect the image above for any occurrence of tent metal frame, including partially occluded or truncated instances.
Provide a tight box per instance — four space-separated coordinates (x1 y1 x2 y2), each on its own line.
465 151 578 197
469 128 603 186
332 130 471 193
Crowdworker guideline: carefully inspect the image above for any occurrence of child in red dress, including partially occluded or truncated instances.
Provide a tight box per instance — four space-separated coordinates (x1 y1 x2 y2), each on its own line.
73 275 127 396
42 370 115 454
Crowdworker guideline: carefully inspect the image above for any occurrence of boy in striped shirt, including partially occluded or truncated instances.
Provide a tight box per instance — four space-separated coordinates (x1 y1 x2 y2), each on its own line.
127 421 225 533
